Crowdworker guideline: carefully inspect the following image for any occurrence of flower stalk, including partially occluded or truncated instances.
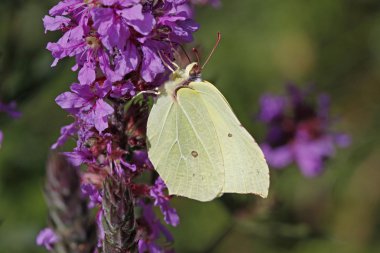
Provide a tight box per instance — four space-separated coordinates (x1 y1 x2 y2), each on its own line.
102 176 137 253
41 153 97 253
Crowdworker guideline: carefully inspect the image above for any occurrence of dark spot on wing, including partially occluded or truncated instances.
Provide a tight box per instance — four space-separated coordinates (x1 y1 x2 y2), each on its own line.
228 133 233 137
191 151 198 158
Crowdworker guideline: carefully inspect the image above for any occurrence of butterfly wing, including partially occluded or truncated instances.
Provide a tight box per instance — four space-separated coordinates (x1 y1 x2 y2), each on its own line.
147 87 224 202
190 81 270 198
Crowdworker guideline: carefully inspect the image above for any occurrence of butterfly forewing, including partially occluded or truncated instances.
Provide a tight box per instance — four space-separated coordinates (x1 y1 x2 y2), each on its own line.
147 87 224 201
190 81 270 198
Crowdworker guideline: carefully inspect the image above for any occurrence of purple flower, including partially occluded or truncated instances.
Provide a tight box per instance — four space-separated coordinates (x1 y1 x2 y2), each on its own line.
51 122 78 149
138 202 175 253
150 178 179 226
56 82 114 133
64 147 95 167
36 228 59 251
110 80 136 98
81 183 102 208
258 94 286 123
132 150 153 169
44 0 199 84
257 84 350 177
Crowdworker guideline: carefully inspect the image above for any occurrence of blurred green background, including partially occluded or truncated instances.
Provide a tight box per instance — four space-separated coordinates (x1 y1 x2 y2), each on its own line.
1 0 380 252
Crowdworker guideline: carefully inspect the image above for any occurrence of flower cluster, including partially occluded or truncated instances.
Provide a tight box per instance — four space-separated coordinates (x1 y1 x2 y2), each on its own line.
43 0 199 85
39 0 217 252
257 84 350 177
0 101 21 147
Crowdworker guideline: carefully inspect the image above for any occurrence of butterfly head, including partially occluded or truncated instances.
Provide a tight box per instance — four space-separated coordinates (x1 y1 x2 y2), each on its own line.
186 62 202 82
169 62 202 82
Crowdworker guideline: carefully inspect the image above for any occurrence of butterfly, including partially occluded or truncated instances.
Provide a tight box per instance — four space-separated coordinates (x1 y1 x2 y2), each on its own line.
146 37 269 202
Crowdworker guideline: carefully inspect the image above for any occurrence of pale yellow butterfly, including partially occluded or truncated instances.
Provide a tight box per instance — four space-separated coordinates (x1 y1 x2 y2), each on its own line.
146 43 269 202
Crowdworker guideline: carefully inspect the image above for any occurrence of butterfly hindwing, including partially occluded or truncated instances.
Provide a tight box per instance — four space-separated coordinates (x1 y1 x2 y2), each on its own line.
190 81 270 198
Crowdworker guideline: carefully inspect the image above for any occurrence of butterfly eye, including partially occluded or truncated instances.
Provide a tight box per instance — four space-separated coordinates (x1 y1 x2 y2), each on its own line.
190 64 201 77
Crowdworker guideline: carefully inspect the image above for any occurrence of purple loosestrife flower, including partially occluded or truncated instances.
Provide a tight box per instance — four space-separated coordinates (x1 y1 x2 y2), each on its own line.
42 0 213 252
138 202 175 253
150 178 179 226
257 84 350 177
36 228 59 251
55 82 114 133
44 0 199 84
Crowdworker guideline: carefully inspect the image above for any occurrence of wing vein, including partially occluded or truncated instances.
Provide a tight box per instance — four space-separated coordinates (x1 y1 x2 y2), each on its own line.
177 101 217 172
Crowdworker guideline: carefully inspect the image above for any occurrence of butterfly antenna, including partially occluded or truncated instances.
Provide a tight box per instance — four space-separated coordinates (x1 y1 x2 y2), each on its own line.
158 50 175 72
202 32 221 69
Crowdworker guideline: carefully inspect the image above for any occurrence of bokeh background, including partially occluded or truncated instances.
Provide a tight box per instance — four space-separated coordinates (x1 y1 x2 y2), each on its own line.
1 0 380 252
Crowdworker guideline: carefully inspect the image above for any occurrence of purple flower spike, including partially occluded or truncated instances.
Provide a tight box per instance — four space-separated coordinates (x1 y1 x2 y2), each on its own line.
36 228 59 251
44 0 199 84
257 84 350 177
42 0 212 251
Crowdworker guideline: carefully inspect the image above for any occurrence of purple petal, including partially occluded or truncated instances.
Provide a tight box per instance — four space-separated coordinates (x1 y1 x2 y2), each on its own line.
78 62 96 85
111 80 136 98
110 42 138 82
101 0 121 6
261 143 293 169
131 150 153 169
293 136 335 177
81 184 102 208
55 91 87 113
150 178 180 226
36 228 59 251
43 15 71 33
64 149 94 166
258 94 286 123
169 19 199 43
93 99 114 132
118 5 155 35
49 0 83 16
91 8 114 34
141 46 165 82
51 122 78 149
